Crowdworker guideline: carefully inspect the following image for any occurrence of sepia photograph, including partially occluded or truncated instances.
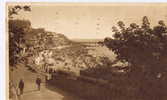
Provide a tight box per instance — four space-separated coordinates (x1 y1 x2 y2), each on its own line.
7 3 167 100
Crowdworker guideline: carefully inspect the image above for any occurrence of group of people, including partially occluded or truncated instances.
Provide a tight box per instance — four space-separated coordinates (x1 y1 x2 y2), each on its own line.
10 76 42 98
18 77 42 95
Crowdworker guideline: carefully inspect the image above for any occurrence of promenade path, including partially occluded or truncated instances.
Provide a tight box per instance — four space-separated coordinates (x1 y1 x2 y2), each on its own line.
9 64 84 100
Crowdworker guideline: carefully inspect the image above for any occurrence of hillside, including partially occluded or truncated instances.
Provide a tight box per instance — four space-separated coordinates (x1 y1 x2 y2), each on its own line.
25 30 73 48
25 32 117 75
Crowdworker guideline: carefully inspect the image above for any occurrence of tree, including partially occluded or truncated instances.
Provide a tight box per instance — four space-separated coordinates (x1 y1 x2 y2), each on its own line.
104 16 167 99
9 19 31 66
8 5 31 18
8 5 31 66
104 16 167 78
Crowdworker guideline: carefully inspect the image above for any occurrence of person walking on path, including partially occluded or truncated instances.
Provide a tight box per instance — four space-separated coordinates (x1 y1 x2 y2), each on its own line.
36 76 42 91
18 79 24 95
9 81 19 100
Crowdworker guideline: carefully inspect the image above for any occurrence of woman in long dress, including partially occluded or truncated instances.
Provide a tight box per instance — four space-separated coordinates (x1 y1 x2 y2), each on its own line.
9 81 19 100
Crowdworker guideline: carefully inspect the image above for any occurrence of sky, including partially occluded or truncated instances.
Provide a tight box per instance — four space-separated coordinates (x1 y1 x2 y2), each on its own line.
9 3 167 39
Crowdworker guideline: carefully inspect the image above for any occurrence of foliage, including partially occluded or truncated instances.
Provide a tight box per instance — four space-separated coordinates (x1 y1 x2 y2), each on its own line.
8 5 31 18
9 19 31 66
104 16 167 78
8 5 32 66
103 16 167 100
